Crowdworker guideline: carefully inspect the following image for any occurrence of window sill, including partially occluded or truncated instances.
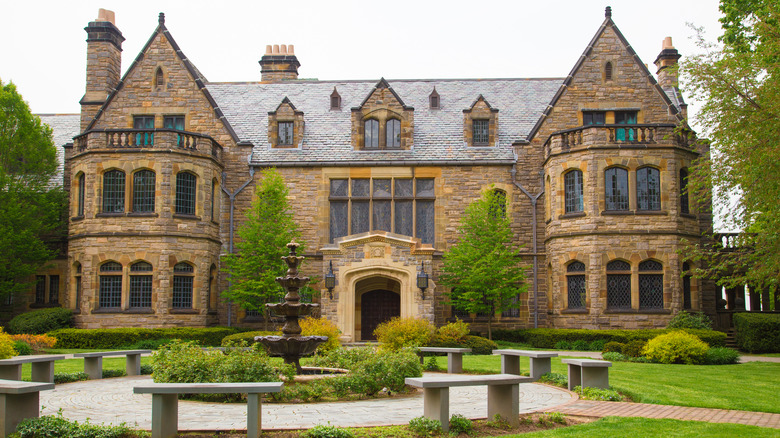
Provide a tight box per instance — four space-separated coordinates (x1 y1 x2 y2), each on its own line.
601 210 669 216
71 216 85 222
636 210 667 216
561 308 588 314
128 212 159 218
92 308 123 313
126 308 155 314
96 213 126 218
173 214 200 221
680 213 697 219
604 308 671 314
601 210 633 215
29 303 59 309
170 308 198 314
559 212 586 219
273 144 296 148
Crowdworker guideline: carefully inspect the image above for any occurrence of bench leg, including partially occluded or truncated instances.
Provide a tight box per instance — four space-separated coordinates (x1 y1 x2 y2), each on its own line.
0 391 40 438
581 367 609 389
487 384 519 426
126 354 141 376
566 364 582 391
423 387 450 433
30 361 55 383
247 393 262 438
447 353 463 374
529 357 551 381
83 357 102 380
0 365 22 381
151 393 178 438
500 355 520 375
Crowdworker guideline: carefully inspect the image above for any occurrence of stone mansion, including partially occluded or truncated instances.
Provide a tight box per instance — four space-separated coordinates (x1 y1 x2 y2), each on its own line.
19 7 716 340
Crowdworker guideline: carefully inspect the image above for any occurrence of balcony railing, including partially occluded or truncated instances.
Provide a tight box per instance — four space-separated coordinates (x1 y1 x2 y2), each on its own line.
73 128 223 160
544 124 695 158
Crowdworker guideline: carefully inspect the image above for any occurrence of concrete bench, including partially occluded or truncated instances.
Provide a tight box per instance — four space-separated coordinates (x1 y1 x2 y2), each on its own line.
73 350 151 379
417 347 472 373
492 349 558 380
0 379 54 437
0 355 66 383
561 358 612 391
134 382 283 438
405 373 531 432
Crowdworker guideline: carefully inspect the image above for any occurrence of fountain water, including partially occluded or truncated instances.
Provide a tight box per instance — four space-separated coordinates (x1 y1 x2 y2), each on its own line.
256 242 327 374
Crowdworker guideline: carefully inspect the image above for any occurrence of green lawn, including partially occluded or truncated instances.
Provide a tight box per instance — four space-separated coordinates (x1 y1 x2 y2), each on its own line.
492 417 778 438
20 356 153 380
423 353 780 413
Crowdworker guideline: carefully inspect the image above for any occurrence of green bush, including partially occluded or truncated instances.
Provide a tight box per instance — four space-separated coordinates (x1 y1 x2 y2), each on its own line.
554 340 572 350
571 340 589 351
341 350 422 395
602 342 625 354
300 317 342 353
642 331 709 364
588 339 607 351
374 317 435 352
220 330 280 346
7 308 73 334
424 356 439 371
602 351 627 362
54 372 89 384
435 319 470 344
462 335 498 355
15 412 145 438
126 338 174 350
538 372 567 388
575 386 622 401
408 416 442 435
49 327 240 349
667 311 713 330
13 340 32 356
449 414 473 434
733 313 780 353
622 339 647 358
310 346 377 369
537 412 567 426
139 364 153 375
704 347 741 365
301 425 355 438
493 328 726 349
101 369 126 379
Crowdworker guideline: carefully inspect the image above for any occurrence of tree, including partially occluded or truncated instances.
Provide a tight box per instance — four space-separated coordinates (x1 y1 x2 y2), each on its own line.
222 168 304 329
0 79 66 300
440 188 527 339
681 1 780 297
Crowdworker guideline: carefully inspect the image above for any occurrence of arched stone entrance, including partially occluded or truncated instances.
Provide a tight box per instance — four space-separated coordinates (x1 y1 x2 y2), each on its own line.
356 277 401 340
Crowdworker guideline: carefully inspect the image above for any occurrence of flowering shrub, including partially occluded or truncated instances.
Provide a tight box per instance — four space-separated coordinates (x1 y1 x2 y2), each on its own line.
0 328 17 359
300 317 341 353
434 319 469 344
642 331 709 364
10 333 57 352
374 317 434 352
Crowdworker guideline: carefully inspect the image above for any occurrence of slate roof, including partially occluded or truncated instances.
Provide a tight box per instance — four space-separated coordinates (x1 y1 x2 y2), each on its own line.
206 78 563 166
39 114 80 186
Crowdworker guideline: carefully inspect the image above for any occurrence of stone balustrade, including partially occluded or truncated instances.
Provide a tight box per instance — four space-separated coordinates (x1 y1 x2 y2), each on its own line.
74 129 222 160
544 124 694 157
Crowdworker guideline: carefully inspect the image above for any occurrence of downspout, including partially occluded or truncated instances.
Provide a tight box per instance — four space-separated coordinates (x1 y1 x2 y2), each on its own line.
221 164 255 326
511 160 544 329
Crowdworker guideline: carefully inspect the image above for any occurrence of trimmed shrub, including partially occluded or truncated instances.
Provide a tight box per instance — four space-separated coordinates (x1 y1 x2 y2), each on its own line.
705 347 741 365
733 313 780 353
462 335 498 355
300 317 341 353
435 319 470 344
9 333 57 352
554 340 572 350
602 342 625 354
102 369 126 378
7 308 73 334
302 425 355 438
408 416 442 435
374 317 434 352
571 340 589 351
588 339 607 351
622 339 647 358
642 331 709 364
221 330 280 346
667 311 713 330
13 340 32 356
493 328 725 348
602 351 627 362
54 372 89 384
49 327 240 349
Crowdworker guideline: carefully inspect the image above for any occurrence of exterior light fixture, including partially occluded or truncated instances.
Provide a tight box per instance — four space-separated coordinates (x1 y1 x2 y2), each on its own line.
325 261 336 299
417 264 429 300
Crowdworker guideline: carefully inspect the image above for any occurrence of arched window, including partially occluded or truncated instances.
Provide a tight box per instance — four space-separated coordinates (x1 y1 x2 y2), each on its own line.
682 262 692 309
102 170 125 213
129 261 153 308
490 189 507 219
564 170 584 213
566 261 586 309
155 67 164 87
386 119 401 148
173 262 194 309
132 170 155 213
680 168 690 214
99 261 123 308
364 119 379 148
76 173 85 217
208 264 218 310
604 167 628 211
175 172 196 215
606 260 631 309
639 260 663 309
73 262 82 312
605 61 613 81
637 167 661 211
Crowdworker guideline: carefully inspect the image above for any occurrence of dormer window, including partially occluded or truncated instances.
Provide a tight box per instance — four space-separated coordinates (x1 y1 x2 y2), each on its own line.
364 119 379 148
429 88 440 109
352 79 414 151
330 88 342 110
278 122 294 146
268 97 304 148
386 119 401 148
463 95 498 147
473 120 489 145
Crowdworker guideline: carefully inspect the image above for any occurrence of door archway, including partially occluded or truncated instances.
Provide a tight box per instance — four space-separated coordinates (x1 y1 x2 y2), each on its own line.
360 289 400 340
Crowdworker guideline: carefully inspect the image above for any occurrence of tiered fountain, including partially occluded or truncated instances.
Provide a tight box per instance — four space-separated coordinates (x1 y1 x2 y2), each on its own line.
255 242 327 374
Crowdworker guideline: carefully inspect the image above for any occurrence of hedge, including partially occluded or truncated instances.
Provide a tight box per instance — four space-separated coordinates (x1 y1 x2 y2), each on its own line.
492 328 725 348
7 308 73 334
734 313 780 353
49 327 240 349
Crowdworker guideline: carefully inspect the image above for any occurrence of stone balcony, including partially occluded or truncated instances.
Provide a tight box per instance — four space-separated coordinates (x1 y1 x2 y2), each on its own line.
73 128 223 161
544 123 695 159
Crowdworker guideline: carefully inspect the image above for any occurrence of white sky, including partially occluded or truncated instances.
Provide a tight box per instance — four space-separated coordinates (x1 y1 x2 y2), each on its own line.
2 0 723 116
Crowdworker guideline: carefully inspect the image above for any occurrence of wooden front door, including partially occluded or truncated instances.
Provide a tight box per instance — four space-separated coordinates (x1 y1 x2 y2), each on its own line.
360 289 400 341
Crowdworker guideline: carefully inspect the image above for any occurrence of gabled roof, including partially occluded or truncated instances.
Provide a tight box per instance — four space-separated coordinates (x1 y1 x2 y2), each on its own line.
38 114 80 186
84 13 241 143
354 78 414 111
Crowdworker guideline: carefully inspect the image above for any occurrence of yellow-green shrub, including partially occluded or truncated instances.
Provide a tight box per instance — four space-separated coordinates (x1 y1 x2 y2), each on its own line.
374 317 435 352
434 319 469 344
0 328 16 359
300 317 342 353
642 331 709 364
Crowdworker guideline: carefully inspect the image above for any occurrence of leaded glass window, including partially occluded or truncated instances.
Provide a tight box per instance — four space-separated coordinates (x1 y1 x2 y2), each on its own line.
564 170 584 213
132 170 155 213
351 179 370 235
605 168 629 211
278 121 294 146
567 261 586 309
99 262 122 308
607 260 631 309
680 168 690 214
173 262 193 309
615 111 637 142
49 275 59 304
175 172 196 215
386 119 401 148
364 119 379 148
77 173 85 216
102 170 125 213
35 276 45 304
639 260 663 309
502 295 520 317
130 262 152 308
637 167 661 211
133 115 155 146
683 262 692 309
473 119 489 145
583 111 606 125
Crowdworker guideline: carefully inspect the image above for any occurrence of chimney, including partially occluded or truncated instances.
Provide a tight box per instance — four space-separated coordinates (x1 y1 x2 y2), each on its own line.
259 44 300 81
81 8 124 130
654 37 681 89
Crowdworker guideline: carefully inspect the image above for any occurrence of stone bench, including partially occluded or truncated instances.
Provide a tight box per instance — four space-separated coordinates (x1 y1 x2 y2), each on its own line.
561 358 612 391
73 350 151 379
134 382 283 438
417 347 472 373
405 373 531 432
0 355 65 384
492 349 558 380
0 379 54 437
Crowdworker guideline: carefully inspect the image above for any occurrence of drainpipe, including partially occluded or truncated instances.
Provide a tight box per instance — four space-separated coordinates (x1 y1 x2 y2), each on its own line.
511 163 544 329
221 166 255 326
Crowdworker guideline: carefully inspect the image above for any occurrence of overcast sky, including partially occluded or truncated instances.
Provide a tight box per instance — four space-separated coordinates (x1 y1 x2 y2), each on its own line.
3 0 723 117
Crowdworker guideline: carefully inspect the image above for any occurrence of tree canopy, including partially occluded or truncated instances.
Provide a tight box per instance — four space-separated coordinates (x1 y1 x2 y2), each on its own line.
440 188 527 339
682 1 780 292
0 79 66 299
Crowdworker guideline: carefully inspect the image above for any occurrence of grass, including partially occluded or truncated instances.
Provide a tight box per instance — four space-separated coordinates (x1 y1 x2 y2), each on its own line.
493 417 779 437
